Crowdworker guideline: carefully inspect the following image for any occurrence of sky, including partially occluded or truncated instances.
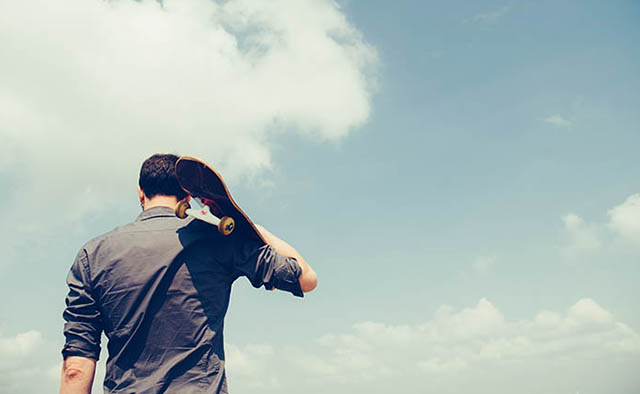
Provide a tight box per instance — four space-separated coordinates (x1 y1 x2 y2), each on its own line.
1 0 639 393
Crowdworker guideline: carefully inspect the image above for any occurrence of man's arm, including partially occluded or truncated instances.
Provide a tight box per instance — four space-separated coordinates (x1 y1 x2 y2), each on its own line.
61 248 103 393
59 356 96 394
255 225 317 293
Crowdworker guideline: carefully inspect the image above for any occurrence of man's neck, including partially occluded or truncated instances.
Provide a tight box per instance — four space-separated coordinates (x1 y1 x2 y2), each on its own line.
144 195 179 211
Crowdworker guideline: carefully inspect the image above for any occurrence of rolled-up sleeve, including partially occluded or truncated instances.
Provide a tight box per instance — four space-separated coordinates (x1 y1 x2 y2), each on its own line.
234 241 304 298
61 248 103 360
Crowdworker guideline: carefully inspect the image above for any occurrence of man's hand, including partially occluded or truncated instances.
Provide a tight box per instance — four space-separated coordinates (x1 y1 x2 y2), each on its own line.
255 225 318 293
60 356 96 394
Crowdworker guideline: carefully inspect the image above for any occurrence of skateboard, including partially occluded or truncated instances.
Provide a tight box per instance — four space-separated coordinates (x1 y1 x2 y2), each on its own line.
174 156 266 244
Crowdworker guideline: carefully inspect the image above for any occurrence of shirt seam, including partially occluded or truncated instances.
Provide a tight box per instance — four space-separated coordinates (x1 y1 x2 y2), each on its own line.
79 249 91 283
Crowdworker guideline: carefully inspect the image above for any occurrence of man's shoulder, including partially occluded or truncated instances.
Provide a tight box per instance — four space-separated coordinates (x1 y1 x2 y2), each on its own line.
77 219 138 255
77 214 219 259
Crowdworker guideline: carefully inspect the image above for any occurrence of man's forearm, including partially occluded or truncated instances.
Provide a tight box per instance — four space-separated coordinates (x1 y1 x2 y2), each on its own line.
60 356 96 394
256 225 317 292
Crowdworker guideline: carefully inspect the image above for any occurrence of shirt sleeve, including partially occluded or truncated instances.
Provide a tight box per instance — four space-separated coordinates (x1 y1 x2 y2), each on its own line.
233 240 304 298
61 248 103 360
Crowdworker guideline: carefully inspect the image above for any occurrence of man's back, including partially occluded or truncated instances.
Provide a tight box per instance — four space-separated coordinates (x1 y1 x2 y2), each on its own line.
62 206 304 393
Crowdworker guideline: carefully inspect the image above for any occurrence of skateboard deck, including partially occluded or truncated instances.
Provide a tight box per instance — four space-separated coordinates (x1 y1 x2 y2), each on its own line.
174 156 266 245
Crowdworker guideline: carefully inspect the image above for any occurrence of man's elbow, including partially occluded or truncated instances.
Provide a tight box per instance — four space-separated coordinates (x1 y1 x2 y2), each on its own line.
60 356 96 391
62 366 87 383
300 270 318 293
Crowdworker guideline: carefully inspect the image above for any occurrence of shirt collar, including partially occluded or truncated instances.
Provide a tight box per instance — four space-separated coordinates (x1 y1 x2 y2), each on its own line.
135 206 176 222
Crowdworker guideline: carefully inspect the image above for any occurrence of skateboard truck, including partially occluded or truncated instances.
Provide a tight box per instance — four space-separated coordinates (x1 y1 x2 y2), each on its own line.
175 156 266 244
174 198 235 236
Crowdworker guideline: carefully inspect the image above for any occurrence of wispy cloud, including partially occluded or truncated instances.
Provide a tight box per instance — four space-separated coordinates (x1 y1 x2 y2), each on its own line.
472 255 497 273
469 5 511 24
545 114 572 128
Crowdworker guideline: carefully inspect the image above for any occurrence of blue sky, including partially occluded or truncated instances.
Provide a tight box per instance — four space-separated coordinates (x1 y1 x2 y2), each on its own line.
1 1 639 393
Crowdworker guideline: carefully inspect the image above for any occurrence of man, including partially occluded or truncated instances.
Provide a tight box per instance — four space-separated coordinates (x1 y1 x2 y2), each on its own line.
60 153 317 393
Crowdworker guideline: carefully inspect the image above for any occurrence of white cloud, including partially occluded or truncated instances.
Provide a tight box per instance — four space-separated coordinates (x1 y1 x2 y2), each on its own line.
0 329 58 393
225 344 282 389
45 364 60 381
3 299 639 394
0 331 107 394
567 298 612 325
224 298 640 394
560 193 640 255
0 0 377 269
0 330 42 358
472 255 496 272
545 114 572 128
562 213 602 254
416 357 467 373
608 194 640 242
469 5 511 24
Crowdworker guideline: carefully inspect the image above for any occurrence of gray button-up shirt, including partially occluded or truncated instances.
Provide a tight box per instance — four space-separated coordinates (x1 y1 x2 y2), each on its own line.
62 206 303 393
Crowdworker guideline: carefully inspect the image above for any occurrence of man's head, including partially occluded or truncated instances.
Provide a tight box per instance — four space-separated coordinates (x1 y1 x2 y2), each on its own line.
138 154 187 207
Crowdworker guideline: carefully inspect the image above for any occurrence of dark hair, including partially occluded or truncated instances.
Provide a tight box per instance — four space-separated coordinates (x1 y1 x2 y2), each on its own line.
138 153 187 200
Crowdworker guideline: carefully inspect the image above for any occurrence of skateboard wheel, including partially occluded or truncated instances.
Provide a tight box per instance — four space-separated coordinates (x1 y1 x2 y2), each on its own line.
174 200 190 219
218 216 235 236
